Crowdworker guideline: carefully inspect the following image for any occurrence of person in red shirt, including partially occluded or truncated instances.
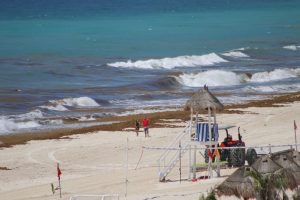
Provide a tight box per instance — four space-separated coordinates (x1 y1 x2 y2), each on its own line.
142 117 150 137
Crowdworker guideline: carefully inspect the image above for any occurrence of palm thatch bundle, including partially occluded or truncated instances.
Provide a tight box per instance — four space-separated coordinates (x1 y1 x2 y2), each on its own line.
185 86 223 113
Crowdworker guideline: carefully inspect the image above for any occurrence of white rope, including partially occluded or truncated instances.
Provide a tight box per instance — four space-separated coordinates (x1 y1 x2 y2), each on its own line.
142 143 297 151
143 191 205 200
135 149 144 170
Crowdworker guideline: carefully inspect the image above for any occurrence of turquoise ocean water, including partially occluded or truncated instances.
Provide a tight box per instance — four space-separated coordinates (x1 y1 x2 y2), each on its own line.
0 0 300 133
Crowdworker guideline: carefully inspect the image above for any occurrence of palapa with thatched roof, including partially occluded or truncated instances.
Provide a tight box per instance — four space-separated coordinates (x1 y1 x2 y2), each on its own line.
185 85 224 113
217 151 300 200
286 150 300 166
251 155 282 175
216 166 258 199
271 151 300 185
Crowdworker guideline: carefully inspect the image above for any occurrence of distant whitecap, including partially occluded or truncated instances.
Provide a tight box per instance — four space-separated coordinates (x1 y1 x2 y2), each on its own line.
107 53 228 69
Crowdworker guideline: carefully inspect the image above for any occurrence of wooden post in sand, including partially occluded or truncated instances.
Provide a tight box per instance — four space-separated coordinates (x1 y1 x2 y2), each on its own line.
294 120 298 151
125 136 129 199
188 144 191 180
208 106 213 178
193 145 196 179
213 108 220 177
179 141 182 183
190 107 193 139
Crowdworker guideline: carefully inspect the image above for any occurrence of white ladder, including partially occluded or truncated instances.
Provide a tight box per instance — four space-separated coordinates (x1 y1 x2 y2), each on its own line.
157 122 192 181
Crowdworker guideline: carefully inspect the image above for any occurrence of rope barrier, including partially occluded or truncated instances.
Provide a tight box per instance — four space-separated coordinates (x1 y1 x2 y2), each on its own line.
142 143 297 151
135 149 144 170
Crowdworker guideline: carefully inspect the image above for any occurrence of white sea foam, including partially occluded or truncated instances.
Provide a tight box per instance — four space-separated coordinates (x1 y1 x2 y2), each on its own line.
41 97 99 111
16 109 43 120
283 45 300 51
176 68 300 87
250 68 300 83
78 116 96 121
107 53 228 69
117 108 179 116
40 104 69 111
50 97 99 107
245 84 300 93
176 70 248 87
0 117 40 133
222 51 249 58
44 119 64 125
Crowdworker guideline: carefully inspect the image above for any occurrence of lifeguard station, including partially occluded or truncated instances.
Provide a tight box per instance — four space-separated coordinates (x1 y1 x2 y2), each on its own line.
157 86 224 182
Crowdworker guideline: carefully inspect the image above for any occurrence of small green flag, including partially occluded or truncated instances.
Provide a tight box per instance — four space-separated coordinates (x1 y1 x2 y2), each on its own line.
51 183 55 194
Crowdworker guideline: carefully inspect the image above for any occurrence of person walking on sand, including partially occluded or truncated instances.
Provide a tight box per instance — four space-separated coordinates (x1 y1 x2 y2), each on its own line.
135 119 140 136
142 117 150 137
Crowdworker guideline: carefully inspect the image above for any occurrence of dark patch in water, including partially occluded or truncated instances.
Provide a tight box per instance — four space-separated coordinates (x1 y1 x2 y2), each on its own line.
245 72 252 79
151 76 180 89
95 99 110 106
135 94 155 100
46 70 77 78
13 61 43 66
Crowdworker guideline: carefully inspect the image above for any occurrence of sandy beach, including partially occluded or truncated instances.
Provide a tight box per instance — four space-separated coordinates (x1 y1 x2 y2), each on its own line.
0 94 300 200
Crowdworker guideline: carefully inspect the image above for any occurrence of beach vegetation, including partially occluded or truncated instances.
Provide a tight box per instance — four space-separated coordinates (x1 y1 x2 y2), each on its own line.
199 190 217 200
246 169 296 200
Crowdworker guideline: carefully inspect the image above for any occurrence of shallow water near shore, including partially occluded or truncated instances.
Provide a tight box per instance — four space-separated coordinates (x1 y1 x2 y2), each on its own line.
1 0 300 134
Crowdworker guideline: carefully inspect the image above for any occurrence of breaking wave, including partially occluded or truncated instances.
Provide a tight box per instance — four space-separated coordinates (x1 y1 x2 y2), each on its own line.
283 45 300 51
222 51 249 58
15 109 43 120
176 70 249 87
176 68 300 87
107 53 228 69
250 68 300 82
40 97 100 111
151 76 180 89
0 117 41 133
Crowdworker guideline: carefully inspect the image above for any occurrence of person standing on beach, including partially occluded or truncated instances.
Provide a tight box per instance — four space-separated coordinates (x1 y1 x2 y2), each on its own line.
135 120 140 136
142 117 150 137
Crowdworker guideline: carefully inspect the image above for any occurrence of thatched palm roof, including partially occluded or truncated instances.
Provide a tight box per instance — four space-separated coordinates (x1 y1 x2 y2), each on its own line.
251 155 282 175
271 168 298 190
216 166 258 199
271 152 300 185
217 151 300 199
185 86 224 113
287 150 300 166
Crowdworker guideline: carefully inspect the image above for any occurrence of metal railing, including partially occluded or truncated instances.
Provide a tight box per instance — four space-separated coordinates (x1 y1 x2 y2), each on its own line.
157 122 192 181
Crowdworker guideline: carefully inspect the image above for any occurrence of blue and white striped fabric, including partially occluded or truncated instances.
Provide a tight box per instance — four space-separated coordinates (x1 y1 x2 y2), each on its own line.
196 123 219 142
